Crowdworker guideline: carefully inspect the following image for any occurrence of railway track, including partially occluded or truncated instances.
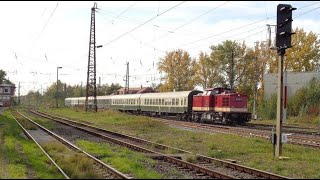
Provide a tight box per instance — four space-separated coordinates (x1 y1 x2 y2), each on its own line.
11 110 131 179
30 108 289 179
245 123 320 136
156 118 320 149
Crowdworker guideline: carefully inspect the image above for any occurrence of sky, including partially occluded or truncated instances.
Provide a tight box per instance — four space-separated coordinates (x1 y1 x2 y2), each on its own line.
0 1 319 96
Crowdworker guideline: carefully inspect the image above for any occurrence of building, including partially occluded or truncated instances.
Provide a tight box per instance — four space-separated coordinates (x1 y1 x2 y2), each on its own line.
115 87 155 95
0 84 16 107
264 71 320 99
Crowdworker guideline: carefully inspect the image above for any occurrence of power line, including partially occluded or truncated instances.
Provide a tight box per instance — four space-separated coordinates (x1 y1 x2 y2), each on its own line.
111 1 137 24
294 6 320 19
185 25 267 51
172 1 320 50
40 1 60 34
178 16 276 49
100 1 186 47
147 1 230 44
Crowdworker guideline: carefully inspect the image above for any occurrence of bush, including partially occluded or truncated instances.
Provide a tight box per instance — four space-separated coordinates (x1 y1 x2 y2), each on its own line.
288 77 320 117
259 93 277 120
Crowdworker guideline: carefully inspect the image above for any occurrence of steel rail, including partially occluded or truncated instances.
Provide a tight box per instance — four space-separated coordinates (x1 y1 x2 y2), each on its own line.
10 111 70 179
32 109 290 179
29 109 235 179
17 110 130 179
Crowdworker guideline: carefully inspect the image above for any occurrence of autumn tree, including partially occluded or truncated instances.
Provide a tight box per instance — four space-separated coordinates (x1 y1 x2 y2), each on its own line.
209 40 247 90
158 49 197 92
194 51 224 89
286 27 320 72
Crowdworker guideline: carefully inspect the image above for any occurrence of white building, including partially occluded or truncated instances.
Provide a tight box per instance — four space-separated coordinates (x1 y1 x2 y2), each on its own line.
264 71 320 99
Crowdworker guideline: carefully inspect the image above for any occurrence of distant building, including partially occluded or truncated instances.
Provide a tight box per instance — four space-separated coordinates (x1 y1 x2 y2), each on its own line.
115 87 155 95
264 71 320 99
0 84 16 107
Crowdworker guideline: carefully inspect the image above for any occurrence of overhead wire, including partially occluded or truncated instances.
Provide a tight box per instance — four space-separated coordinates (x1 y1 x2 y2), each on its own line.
170 1 320 50
293 6 320 19
148 1 230 44
99 1 186 47
40 1 60 34
110 1 137 24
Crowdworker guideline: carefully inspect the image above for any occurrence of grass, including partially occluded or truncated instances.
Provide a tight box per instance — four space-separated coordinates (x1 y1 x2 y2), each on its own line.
250 115 320 128
18 107 193 179
41 141 104 179
38 107 320 178
0 110 64 179
76 139 182 179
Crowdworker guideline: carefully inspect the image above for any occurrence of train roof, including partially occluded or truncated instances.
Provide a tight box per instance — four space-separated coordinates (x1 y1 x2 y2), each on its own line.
65 90 202 100
108 94 141 99
140 90 200 98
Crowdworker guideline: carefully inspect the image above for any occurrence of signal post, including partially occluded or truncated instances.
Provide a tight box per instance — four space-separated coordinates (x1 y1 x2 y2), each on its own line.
274 4 296 158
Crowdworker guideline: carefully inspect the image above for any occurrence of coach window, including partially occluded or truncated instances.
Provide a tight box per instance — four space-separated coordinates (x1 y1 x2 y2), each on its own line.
172 98 175 106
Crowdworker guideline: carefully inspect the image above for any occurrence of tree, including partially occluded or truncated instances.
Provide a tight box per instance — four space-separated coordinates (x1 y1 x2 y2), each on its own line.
0 69 12 84
194 51 224 89
286 27 320 72
209 40 247 90
158 49 197 92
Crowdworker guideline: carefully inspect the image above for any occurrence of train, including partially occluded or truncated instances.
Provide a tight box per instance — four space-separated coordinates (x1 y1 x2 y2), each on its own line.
65 87 251 125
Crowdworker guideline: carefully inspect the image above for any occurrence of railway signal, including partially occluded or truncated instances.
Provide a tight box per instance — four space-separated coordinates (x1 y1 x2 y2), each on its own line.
276 4 296 53
274 4 296 159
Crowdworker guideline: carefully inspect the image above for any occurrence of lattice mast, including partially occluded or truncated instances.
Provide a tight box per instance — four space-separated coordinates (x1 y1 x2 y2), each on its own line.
85 2 97 112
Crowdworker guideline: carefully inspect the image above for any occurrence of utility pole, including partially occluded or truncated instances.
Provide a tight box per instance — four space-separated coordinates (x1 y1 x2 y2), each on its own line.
274 4 296 158
64 83 67 99
98 77 101 95
284 65 287 124
56 66 62 108
253 41 259 120
125 62 129 94
230 51 234 91
276 49 284 157
85 2 98 112
80 81 83 97
40 85 43 104
18 82 20 105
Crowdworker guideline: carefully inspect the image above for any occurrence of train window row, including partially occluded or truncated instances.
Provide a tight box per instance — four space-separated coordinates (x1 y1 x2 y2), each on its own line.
142 98 187 106
113 99 137 105
68 97 188 106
